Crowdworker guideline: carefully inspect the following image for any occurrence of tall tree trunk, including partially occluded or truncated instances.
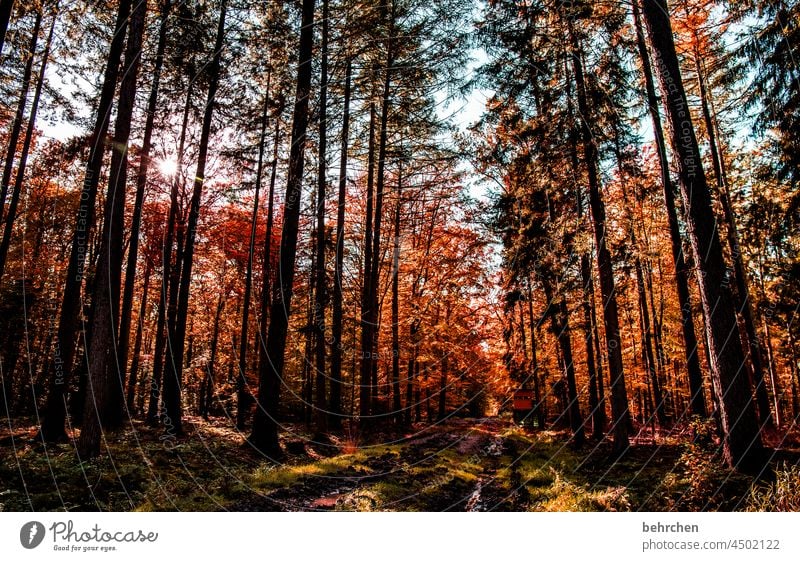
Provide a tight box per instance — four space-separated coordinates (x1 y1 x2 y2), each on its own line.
692 40 772 426
238 83 271 431
762 318 782 427
303 194 318 424
632 0 706 417
359 104 377 420
391 171 402 421
256 116 280 420
580 255 604 439
366 13 394 415
543 281 584 445
118 0 171 407
201 294 224 418
589 267 606 424
634 237 665 426
438 351 448 421
126 258 152 414
330 57 351 429
313 0 329 434
0 9 41 231
0 0 13 57
640 0 765 474
250 0 315 457
566 95 603 439
164 0 227 437
146 80 193 425
526 284 545 428
79 0 147 457
566 22 629 453
0 9 54 281
40 0 132 441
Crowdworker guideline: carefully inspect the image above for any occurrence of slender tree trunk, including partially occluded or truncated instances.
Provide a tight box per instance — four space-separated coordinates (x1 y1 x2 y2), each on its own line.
589 268 606 423
164 0 227 437
330 57 351 429
79 0 147 456
566 22 629 453
640 0 765 473
632 0 706 417
692 43 772 426
580 255 604 439
146 81 193 425
634 241 666 426
126 258 151 414
0 10 54 281
391 172 402 421
0 0 13 58
359 104 377 420
566 103 604 439
313 0 330 434
118 0 171 405
543 281 584 445
303 195 318 424
762 318 782 427
438 352 448 421
366 18 394 416
0 10 40 228
40 0 132 441
256 116 280 417
250 0 316 457
238 84 271 430
526 284 545 428
202 294 224 419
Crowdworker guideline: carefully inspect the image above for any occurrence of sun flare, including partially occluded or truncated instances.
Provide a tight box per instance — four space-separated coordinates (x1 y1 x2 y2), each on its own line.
158 156 178 177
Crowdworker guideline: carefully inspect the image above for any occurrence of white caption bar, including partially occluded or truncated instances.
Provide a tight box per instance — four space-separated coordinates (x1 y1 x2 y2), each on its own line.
1 512 798 559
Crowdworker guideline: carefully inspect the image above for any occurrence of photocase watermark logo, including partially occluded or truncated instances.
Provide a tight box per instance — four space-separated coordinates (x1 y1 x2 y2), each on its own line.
20 521 46 549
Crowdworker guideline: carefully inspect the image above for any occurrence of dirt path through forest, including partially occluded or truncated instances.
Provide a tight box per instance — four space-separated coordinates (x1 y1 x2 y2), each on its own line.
232 417 526 511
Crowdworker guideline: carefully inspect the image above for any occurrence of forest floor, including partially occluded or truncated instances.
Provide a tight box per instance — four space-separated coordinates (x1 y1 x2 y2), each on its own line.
1 415 799 512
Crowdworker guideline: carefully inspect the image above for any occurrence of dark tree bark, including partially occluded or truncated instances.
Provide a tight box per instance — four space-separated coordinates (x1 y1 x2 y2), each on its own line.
79 0 147 457
313 0 330 434
146 80 193 425
634 249 665 425
0 0 13 57
126 258 152 414
365 13 394 414
200 294 224 419
762 318 782 427
632 0 706 417
118 0 172 408
164 0 228 437
0 9 54 281
543 280 584 445
359 104 377 419
525 284 545 428
566 87 604 439
0 9 41 230
640 0 765 474
250 0 315 457
438 350 448 421
40 0 132 441
693 41 772 426
580 255 604 439
256 116 280 419
329 56 351 429
238 82 271 431
566 20 629 453
391 171 402 420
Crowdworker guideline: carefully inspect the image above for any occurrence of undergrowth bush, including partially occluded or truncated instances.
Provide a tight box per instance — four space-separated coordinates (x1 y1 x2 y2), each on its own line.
745 463 800 511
